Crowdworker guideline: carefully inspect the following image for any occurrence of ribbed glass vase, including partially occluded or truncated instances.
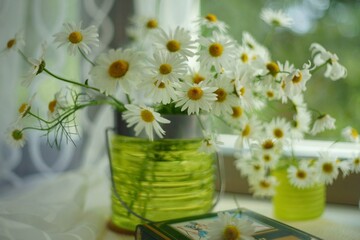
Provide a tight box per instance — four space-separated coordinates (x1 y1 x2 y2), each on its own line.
272 169 325 220
107 114 216 233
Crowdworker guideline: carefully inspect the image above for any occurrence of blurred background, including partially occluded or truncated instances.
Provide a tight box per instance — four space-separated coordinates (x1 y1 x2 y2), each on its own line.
0 0 359 194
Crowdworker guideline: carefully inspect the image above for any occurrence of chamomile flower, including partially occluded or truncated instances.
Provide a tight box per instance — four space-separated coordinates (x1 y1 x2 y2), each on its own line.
2 32 25 53
53 22 99 55
147 50 188 84
341 126 359 143
143 78 178 104
22 42 47 87
152 27 196 59
198 13 229 33
241 32 270 61
6 125 26 148
315 152 339 185
185 67 212 84
283 62 312 97
211 75 239 116
260 8 293 28
225 105 248 126
47 90 69 120
175 81 217 115
235 157 266 181
265 117 291 143
310 43 347 81
310 114 336 135
17 94 36 119
348 154 360 173
255 149 281 168
126 15 160 43
207 212 255 240
234 116 263 148
198 131 222 154
290 107 311 139
198 31 237 72
122 105 170 141
89 48 144 95
250 176 278 197
287 160 315 188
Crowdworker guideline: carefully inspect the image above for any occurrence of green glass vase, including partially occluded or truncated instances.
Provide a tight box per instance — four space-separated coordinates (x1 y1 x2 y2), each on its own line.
272 169 325 221
107 114 216 233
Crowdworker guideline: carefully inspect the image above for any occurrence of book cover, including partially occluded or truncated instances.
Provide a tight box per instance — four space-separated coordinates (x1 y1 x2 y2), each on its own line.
135 208 321 240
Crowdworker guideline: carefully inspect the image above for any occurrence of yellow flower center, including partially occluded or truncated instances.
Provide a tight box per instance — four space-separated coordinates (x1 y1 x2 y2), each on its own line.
266 61 279 77
296 170 307 179
192 73 205 84
223 225 240 240
241 53 249 63
159 63 172 75
239 87 245 96
322 163 333 173
271 19 281 26
140 109 155 123
187 87 203 100
253 164 261 171
205 13 218 22
354 158 360 165
242 124 250 137
292 72 303 84
260 180 270 188
146 19 158 29
48 100 57 113
215 88 227 102
166 40 181 52
108 60 129 78
231 106 243 119
263 154 271 162
68 31 83 44
18 103 30 115
154 80 166 89
262 140 274 150
7 39 16 49
209 43 224 57
274 128 284 138
12 129 23 141
351 128 359 139
266 90 274 98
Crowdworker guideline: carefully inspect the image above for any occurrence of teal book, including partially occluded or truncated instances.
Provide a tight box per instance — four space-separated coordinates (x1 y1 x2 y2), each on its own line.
135 208 321 240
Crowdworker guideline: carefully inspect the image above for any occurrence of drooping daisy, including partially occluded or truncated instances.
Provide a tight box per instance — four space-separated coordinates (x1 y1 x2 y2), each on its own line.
198 31 237 72
315 152 339 185
6 125 26 148
122 104 170 141
47 90 69 120
287 160 315 188
53 22 99 55
310 114 336 135
17 94 36 119
89 48 144 95
250 176 278 197
22 42 47 87
152 27 196 59
198 131 222 154
198 13 229 33
207 212 255 240
146 50 188 84
283 62 312 98
310 43 347 81
2 32 25 53
260 8 293 28
265 117 291 143
341 126 359 143
175 81 217 115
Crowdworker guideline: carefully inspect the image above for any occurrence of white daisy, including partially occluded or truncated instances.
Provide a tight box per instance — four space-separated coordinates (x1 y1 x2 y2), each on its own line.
250 176 278 197
142 78 178 104
241 32 270 61
2 32 25 53
255 149 281 169
89 48 144 95
341 126 359 143
224 105 248 126
17 94 36 119
348 154 360 173
260 8 293 28
265 117 291 143
283 62 312 97
310 114 336 135
152 26 196 59
22 42 47 87
211 74 239 116
235 157 266 181
207 212 255 240
175 81 217 115
6 125 26 148
47 90 69 120
122 104 170 141
310 43 347 81
198 31 237 72
287 160 315 188
147 50 188 84
198 13 229 33
234 116 263 148
315 152 339 185
53 22 99 55
198 132 222 154
184 67 212 85
126 15 159 43
290 107 311 139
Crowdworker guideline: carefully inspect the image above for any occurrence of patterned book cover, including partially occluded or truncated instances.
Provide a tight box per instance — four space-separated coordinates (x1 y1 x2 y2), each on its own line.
135 208 321 240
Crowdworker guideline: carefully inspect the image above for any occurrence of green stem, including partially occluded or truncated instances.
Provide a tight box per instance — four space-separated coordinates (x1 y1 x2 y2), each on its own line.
78 47 95 66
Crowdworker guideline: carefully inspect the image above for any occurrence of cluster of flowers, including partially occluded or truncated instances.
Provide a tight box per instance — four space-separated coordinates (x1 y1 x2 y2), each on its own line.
3 8 359 197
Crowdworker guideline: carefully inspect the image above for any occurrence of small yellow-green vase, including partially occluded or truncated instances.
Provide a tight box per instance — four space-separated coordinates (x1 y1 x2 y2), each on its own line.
272 169 325 220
